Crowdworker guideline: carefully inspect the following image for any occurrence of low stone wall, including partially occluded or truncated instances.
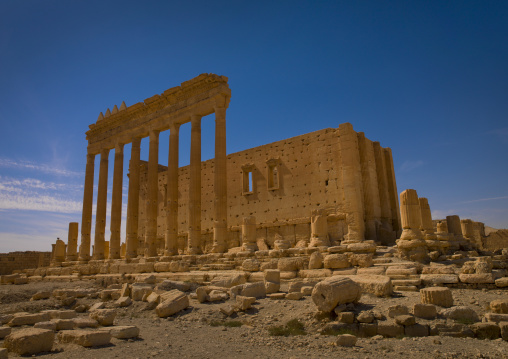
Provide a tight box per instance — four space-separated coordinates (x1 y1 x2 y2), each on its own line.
482 230 508 251
0 251 51 275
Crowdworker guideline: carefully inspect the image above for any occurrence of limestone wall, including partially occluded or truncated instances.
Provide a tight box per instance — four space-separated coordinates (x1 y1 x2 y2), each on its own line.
0 251 51 275
136 125 400 253
482 229 508 251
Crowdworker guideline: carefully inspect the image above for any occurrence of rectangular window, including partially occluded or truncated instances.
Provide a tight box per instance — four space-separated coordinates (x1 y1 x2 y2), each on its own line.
266 158 280 190
242 164 255 195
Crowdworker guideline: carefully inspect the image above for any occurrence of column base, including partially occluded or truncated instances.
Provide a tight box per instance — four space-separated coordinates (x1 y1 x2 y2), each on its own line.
187 247 202 255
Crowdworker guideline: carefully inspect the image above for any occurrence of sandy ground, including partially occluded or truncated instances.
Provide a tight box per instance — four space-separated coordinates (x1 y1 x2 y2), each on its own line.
1 280 508 359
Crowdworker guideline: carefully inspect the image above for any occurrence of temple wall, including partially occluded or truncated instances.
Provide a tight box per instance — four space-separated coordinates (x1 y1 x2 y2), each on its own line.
137 124 399 253
0 251 51 275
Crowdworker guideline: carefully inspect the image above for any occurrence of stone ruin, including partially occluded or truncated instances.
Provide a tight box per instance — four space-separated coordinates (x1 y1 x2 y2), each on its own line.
1 74 507 356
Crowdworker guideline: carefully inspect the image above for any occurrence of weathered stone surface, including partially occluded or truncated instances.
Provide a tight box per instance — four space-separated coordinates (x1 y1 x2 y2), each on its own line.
31 291 51 301
312 277 361 312
459 273 495 284
490 300 508 314
484 313 508 323
337 312 355 324
156 280 191 292
441 306 479 322
323 254 350 269
405 323 429 337
377 323 404 337
357 311 374 323
0 314 13 325
430 323 474 337
495 277 508 288
4 328 54 355
278 257 305 271
420 287 453 308
388 305 409 318
210 273 246 288
0 326 11 339
413 303 437 319
242 259 260 272
264 269 280 283
420 274 459 286
500 321 508 341
471 323 500 340
131 283 153 301
308 251 323 269
394 314 416 326
286 292 303 300
349 275 392 297
240 282 266 298
155 290 189 317
358 323 378 337
0 348 6 359
236 295 256 311
89 309 116 326
53 319 75 330
336 334 357 347
8 312 50 326
58 329 111 347
265 281 280 294
34 321 57 330
116 296 132 307
73 318 99 328
44 309 77 320
108 325 140 339
208 290 228 302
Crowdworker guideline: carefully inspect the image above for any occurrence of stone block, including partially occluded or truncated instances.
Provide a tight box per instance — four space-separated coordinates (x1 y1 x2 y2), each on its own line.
280 271 298 279
357 311 374 323
286 292 303 300
348 253 374 268
441 306 479 322
0 348 6 359
240 282 266 298
323 254 350 269
499 321 508 341
395 315 416 326
0 326 11 339
420 274 458 286
58 329 111 347
265 281 280 294
377 323 404 337
308 251 323 269
268 293 286 300
236 295 256 311
412 303 437 319
219 304 236 317
337 312 355 324
208 290 228 302
358 323 377 337
311 277 361 312
405 324 429 337
350 275 392 297
116 296 132 307
490 300 508 314
4 328 54 355
44 309 77 320
131 284 153 301
73 318 99 328
155 290 189 318
8 312 50 326
420 287 453 308
471 323 500 340
484 313 508 323
301 286 314 296
495 277 508 288
242 259 260 271
52 319 75 330
156 280 191 292
34 321 57 330
89 302 106 311
277 257 305 271
336 334 357 347
210 273 246 288
264 269 280 283
108 325 140 339
459 273 495 284
0 314 13 325
388 305 409 318
31 291 51 301
89 309 116 326
299 269 332 278
429 323 474 337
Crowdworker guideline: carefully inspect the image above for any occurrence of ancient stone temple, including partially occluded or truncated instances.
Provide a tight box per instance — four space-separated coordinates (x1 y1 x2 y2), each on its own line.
75 74 400 261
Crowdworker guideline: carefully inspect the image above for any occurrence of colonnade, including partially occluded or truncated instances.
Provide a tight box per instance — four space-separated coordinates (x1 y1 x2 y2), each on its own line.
77 105 228 261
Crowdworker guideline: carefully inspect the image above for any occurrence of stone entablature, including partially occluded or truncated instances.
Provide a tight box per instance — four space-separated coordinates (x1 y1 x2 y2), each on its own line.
85 74 230 152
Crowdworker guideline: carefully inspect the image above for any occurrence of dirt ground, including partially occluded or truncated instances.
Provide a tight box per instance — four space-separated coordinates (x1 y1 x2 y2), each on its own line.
1 280 507 359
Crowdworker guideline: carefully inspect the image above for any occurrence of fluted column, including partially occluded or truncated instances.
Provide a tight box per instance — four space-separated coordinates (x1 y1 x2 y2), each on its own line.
79 153 95 261
125 138 141 259
145 130 160 258
419 198 436 239
338 123 365 243
188 115 202 254
93 148 110 260
66 222 79 261
399 189 423 240
109 143 124 259
212 105 227 253
384 148 401 236
165 123 180 256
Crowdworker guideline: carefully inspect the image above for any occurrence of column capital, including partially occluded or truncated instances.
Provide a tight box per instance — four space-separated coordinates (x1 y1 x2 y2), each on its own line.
86 153 96 163
131 137 142 147
149 129 160 141
100 148 110 157
115 142 125 152
169 122 181 132
214 94 229 109
190 114 202 125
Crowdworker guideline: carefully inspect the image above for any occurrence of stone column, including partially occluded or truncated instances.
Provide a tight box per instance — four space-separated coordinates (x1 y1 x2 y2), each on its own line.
398 189 428 262
188 115 202 254
357 133 381 242
447 215 464 251
384 148 401 236
53 238 66 264
419 197 441 253
372 141 394 244
165 123 180 256
93 148 110 260
125 138 141 259
145 130 160 258
78 153 95 261
461 219 475 242
212 105 228 253
109 143 124 260
66 222 79 261
309 209 330 247
241 216 257 252
337 123 364 243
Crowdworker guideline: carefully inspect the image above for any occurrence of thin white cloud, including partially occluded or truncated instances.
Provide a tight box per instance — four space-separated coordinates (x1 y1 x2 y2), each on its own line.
0 158 82 177
0 193 82 213
460 196 508 204
399 160 424 172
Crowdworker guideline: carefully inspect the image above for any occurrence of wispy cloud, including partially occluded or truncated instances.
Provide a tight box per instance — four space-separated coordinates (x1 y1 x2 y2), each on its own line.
460 196 508 204
0 158 83 177
399 160 424 173
0 193 82 213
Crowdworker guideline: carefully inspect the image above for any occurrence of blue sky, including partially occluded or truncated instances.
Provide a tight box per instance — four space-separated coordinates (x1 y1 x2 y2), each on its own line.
0 0 507 252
